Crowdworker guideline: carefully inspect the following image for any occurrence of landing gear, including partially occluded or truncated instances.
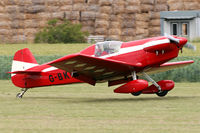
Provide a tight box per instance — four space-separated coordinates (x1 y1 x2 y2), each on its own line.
131 71 137 80
142 72 169 97
142 72 162 92
131 91 142 96
130 72 143 96
129 71 168 97
16 88 29 98
156 90 168 97
16 93 23 98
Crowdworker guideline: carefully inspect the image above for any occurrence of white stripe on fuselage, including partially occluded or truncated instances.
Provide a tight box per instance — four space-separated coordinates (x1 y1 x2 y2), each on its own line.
42 67 58 72
11 60 38 72
100 39 170 58
11 60 58 74
11 60 38 77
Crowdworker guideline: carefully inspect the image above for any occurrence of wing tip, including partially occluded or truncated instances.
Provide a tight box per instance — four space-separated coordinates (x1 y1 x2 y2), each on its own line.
161 60 194 67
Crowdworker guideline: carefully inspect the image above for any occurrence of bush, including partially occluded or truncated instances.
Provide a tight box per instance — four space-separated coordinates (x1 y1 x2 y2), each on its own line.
34 19 89 43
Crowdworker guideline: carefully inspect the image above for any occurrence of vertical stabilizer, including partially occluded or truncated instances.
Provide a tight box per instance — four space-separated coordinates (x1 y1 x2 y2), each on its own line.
11 48 38 75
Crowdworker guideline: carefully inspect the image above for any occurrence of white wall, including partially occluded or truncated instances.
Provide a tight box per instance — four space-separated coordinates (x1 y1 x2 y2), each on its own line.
190 19 197 39
196 18 200 38
163 21 170 35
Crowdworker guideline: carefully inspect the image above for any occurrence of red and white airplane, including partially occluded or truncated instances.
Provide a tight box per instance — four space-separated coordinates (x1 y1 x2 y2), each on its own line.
9 35 195 98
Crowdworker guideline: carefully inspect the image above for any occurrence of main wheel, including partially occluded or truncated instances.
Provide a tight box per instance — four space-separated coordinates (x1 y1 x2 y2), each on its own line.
156 90 168 97
131 91 142 96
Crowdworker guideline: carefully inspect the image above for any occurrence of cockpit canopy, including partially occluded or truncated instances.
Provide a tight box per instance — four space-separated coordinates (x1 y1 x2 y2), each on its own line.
94 41 123 57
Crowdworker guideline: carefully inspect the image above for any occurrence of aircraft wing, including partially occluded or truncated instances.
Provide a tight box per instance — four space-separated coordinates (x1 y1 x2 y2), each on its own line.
144 60 194 75
47 54 142 85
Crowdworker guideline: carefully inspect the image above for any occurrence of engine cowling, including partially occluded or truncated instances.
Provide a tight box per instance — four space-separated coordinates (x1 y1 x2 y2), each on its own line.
142 80 175 94
114 79 148 93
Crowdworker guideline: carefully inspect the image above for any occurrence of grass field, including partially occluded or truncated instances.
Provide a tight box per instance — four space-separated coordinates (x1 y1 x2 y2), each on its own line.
0 80 200 133
0 43 91 56
0 40 199 132
0 42 199 56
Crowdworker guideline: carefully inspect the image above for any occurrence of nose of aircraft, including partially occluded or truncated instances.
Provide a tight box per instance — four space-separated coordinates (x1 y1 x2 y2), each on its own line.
165 34 195 51
177 37 187 48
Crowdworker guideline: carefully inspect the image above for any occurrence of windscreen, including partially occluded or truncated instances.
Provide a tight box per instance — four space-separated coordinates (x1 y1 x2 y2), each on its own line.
94 41 122 57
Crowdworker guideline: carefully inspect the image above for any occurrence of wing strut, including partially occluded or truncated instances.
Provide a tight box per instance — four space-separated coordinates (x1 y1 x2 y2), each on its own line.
132 71 137 80
142 72 161 92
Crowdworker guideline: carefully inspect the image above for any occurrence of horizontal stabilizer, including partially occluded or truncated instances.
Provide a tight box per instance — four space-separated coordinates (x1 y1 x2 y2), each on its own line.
8 70 41 75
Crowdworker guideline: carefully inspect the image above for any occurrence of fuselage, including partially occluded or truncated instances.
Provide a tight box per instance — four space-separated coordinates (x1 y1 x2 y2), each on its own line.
11 64 82 88
11 36 184 89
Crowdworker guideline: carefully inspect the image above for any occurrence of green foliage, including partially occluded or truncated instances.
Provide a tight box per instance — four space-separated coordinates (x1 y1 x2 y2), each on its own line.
34 19 89 43
0 56 12 79
149 56 200 82
0 55 62 79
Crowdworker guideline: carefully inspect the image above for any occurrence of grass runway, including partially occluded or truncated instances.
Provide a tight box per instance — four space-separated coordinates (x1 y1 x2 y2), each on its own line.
0 41 199 132
0 80 200 133
0 42 199 56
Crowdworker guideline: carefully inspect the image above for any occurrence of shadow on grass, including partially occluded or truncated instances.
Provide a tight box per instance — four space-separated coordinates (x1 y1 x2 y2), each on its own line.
24 95 199 103
79 96 199 103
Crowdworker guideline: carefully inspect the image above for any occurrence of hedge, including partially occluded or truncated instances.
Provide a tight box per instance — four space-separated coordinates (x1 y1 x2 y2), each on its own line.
150 56 200 82
1 56 199 82
0 55 61 79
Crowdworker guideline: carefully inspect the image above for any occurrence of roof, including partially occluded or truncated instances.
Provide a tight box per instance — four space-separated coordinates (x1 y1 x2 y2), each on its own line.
160 10 200 20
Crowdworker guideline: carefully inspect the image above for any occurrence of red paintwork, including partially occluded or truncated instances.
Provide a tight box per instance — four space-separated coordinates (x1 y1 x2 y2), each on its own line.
114 79 148 93
144 43 173 52
142 80 175 94
178 37 187 46
11 66 82 88
13 48 37 63
10 36 193 96
80 44 95 55
11 50 82 88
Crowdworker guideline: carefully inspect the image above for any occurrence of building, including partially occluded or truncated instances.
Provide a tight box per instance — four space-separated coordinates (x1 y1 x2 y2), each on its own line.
0 0 200 43
160 10 200 40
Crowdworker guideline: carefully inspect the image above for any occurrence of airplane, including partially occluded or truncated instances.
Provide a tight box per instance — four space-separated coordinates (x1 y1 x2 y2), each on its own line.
9 35 196 98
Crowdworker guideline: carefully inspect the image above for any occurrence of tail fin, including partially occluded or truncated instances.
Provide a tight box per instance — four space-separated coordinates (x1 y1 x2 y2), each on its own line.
11 48 38 74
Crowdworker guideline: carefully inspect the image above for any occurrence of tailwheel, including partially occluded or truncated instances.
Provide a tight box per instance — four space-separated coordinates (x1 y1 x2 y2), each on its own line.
131 91 142 96
16 88 29 98
16 93 23 98
156 90 168 97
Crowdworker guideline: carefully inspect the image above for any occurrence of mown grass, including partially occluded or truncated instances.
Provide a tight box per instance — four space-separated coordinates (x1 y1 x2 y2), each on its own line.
179 42 200 56
0 80 200 133
0 42 199 56
0 43 91 56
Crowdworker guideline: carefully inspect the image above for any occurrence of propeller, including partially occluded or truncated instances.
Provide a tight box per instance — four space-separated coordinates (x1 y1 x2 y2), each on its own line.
166 34 180 44
165 34 180 48
184 42 196 51
164 33 196 51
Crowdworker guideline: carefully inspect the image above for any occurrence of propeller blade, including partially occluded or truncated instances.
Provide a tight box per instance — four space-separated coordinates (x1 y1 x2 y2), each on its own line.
164 34 180 48
184 43 196 51
164 33 196 51
166 35 180 44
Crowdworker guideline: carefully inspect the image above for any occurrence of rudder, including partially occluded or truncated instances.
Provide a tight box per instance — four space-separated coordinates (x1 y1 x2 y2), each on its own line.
11 48 38 74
